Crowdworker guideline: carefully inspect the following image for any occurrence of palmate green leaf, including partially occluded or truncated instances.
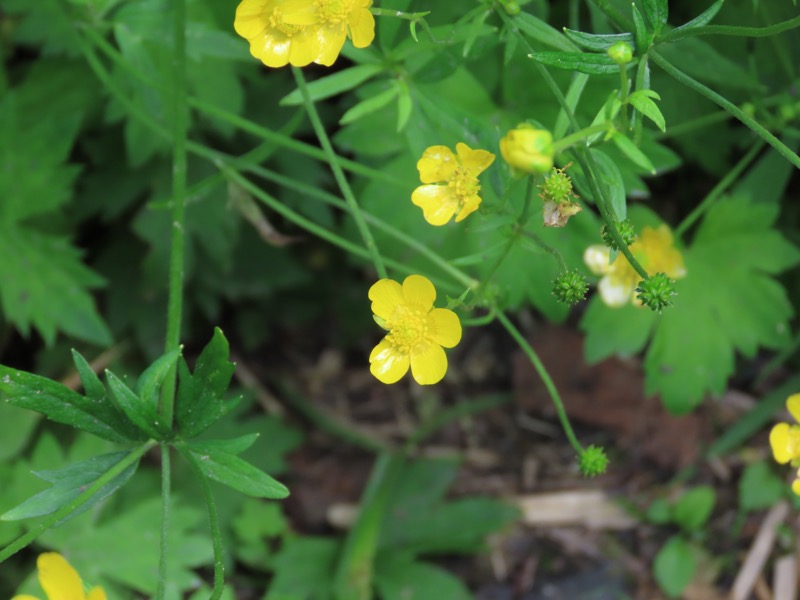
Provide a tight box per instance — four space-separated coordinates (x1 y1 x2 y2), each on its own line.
176 327 237 438
264 537 339 600
181 442 289 499
739 462 785 513
528 50 637 75
0 366 135 443
1 451 139 521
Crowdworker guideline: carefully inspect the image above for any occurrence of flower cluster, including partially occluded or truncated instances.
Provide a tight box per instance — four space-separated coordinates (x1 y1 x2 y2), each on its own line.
584 224 686 308
13 553 105 600
770 394 800 495
411 143 495 226
234 0 375 68
369 275 462 385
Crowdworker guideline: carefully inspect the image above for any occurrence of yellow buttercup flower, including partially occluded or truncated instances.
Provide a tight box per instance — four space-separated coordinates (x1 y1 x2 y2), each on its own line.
13 552 106 600
584 224 686 307
770 394 800 495
499 124 554 175
234 0 375 68
411 143 495 226
369 275 462 385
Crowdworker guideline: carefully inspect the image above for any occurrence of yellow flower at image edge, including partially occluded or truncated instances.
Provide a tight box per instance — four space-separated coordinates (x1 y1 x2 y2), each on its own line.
234 0 375 68
770 393 800 495
584 224 686 307
369 275 462 385
411 143 495 226
13 553 106 600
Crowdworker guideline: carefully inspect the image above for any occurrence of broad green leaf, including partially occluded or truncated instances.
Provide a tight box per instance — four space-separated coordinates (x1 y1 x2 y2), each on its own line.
580 298 656 363
563 30 635 52
660 0 726 43
514 12 577 52
280 64 384 106
672 486 715 531
1 451 138 521
739 462 785 512
590 149 627 220
265 537 339 600
340 85 400 125
733 140 800 205
632 4 652 53
176 327 237 438
645 498 672 524
3 0 82 55
181 444 289 499
529 50 637 75
375 558 472 600
0 366 131 443
612 133 656 173
654 536 696 598
106 371 162 439
642 0 669 34
628 89 666 132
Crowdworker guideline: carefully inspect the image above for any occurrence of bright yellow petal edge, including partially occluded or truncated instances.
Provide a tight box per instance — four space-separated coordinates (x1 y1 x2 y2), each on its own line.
12 553 106 600
770 422 793 464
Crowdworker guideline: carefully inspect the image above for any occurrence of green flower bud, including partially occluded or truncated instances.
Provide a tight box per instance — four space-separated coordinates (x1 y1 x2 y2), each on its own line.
500 124 554 176
601 219 636 251
502 1 521 16
607 41 633 65
636 272 676 313
579 445 609 477
552 270 588 305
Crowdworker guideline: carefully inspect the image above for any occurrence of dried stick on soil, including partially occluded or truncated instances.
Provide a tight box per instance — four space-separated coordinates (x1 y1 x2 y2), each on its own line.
730 500 789 600
773 554 798 600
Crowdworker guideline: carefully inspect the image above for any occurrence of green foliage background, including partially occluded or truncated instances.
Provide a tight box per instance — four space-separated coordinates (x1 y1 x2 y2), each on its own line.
1 0 799 597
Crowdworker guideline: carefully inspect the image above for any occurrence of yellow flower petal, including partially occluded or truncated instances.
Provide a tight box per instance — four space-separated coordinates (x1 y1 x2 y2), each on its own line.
38 553 85 600
348 6 375 48
370 339 410 384
234 0 270 39
456 143 495 174
787 393 800 423
86 587 107 600
314 24 347 66
410 342 448 385
598 275 635 308
10 596 41 600
411 185 458 226
792 477 800 496
770 423 793 464
402 274 436 310
369 279 404 321
427 308 461 348
584 245 611 275
287 29 319 66
454 194 481 222
249 32 293 68
417 146 457 184
281 0 318 26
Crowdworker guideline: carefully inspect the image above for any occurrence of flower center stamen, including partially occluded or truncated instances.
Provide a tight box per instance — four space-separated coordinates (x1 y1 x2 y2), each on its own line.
386 306 428 350
449 167 480 206
269 7 304 36
315 0 352 24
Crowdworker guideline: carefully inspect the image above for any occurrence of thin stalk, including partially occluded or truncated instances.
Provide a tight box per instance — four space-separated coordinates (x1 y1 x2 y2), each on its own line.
618 65 629 131
292 67 387 279
552 122 614 153
155 444 172 600
180 449 225 599
370 7 429 19
519 230 568 271
496 313 583 455
161 0 188 430
651 50 800 170
0 442 156 563
674 140 766 238
655 110 731 140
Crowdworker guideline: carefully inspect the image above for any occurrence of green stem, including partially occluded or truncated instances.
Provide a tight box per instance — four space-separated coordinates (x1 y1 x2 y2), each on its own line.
519 230 568 271
180 449 225 599
650 50 800 170
160 0 188 430
369 7 429 19
655 110 731 139
0 442 156 563
659 14 800 44
496 312 583 455
155 444 172 600
632 55 649 144
674 139 766 238
618 65 629 131
292 67 387 280
552 122 614 153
